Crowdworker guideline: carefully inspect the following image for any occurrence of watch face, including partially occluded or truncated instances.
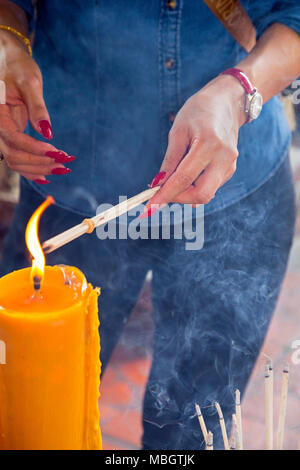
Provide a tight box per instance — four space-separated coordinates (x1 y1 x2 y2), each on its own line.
249 92 263 120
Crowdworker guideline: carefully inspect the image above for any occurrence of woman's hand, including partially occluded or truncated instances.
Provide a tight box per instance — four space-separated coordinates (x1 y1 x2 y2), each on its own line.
0 30 74 184
144 74 246 214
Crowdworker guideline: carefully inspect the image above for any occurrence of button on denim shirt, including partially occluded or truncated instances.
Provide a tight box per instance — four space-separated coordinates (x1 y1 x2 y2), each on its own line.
11 1 300 217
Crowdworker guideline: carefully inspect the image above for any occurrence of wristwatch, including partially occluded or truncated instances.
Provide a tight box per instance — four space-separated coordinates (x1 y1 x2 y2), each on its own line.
220 68 263 123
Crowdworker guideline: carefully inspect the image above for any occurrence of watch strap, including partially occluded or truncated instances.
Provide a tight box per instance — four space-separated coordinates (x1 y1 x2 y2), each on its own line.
220 68 256 95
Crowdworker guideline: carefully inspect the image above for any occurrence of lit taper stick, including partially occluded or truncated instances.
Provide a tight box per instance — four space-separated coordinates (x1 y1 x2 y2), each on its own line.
42 186 160 254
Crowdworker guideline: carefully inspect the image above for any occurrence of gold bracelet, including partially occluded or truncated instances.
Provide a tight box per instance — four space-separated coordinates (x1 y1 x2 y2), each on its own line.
0 25 32 57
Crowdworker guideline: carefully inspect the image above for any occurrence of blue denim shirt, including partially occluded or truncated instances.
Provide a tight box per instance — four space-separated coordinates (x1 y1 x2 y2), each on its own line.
11 1 300 217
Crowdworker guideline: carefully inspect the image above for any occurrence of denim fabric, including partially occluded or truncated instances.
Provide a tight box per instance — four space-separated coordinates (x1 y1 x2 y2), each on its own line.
9 0 300 217
0 154 295 449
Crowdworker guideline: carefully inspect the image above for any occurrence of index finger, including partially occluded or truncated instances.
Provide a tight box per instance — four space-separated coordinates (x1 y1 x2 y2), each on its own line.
148 138 209 207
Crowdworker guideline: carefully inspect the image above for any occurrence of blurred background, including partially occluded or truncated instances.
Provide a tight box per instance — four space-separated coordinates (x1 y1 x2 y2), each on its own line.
1 95 300 450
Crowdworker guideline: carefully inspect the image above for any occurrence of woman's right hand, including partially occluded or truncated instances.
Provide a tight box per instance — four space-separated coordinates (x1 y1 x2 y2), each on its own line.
0 30 74 184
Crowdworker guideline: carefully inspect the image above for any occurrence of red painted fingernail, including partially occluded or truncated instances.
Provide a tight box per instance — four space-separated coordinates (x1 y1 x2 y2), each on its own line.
45 151 66 158
54 155 76 163
138 206 160 219
34 178 50 185
150 171 166 188
45 151 75 163
38 120 53 140
51 167 71 175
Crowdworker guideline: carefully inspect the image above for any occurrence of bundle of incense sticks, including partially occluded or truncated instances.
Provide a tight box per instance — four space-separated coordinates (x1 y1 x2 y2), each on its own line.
195 361 294 450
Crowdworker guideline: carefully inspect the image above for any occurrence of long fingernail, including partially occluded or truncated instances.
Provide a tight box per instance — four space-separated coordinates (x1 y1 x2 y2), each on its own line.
45 151 66 158
54 155 76 163
34 178 50 185
45 151 75 163
149 171 166 188
51 167 71 175
39 120 53 140
138 205 160 219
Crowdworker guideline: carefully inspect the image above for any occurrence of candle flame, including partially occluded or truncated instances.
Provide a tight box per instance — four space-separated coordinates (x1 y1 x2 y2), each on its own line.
25 196 55 288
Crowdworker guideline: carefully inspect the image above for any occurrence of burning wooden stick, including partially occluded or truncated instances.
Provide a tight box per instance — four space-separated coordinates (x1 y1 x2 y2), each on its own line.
42 186 160 254
265 363 273 449
235 389 243 449
205 431 213 450
276 364 289 450
215 402 230 450
195 403 208 444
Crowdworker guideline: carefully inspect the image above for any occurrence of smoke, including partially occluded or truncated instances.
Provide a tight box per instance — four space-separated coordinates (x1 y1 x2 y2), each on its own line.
4 0 294 451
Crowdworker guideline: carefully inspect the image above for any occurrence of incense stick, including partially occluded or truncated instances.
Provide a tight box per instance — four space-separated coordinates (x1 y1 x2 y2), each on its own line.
268 359 274 442
231 413 239 450
205 431 213 450
215 402 230 450
276 364 289 450
42 186 160 254
235 389 243 450
193 362 295 450
195 403 208 444
265 364 273 449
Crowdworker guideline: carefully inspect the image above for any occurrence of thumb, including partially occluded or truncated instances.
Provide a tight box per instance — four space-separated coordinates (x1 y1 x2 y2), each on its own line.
20 77 53 140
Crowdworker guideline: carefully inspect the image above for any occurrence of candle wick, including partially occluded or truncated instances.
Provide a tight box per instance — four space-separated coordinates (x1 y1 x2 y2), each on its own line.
33 275 41 292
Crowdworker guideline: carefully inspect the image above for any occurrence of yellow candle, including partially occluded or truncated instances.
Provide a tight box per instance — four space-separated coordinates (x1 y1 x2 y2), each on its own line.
0 265 102 450
0 198 102 450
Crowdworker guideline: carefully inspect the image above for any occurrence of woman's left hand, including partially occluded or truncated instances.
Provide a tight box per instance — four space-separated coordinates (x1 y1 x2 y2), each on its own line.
145 74 246 212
